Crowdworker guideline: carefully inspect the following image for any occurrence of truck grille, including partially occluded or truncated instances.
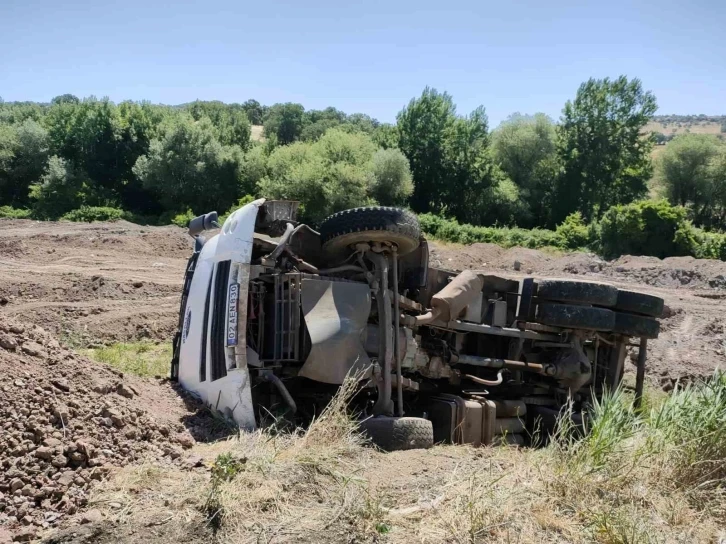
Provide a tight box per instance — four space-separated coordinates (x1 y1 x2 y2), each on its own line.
210 260 231 381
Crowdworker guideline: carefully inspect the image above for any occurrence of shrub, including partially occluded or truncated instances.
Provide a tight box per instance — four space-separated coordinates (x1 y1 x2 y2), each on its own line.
133 116 245 215
370 148 414 206
555 211 590 249
29 156 88 219
598 200 695 258
691 227 726 260
418 213 563 249
0 206 32 219
169 209 195 228
258 130 378 223
61 206 125 223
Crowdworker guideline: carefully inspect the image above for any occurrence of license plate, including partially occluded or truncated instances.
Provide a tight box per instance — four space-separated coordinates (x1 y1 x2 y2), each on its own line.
226 283 240 346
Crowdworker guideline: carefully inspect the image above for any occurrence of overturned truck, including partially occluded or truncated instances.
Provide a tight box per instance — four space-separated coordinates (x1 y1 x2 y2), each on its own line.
171 200 663 450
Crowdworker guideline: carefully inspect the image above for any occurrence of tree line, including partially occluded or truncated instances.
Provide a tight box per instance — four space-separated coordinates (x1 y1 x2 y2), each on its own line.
1 77 725 245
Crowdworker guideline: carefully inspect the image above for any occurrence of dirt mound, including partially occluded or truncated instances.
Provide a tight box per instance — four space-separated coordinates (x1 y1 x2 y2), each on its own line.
430 243 726 290
0 315 225 541
0 220 192 261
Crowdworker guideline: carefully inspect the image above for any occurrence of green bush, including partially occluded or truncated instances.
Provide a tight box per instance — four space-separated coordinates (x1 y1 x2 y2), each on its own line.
258 129 378 223
555 212 590 249
0 206 32 219
169 209 195 228
418 213 563 249
29 156 88 220
61 206 126 223
598 200 695 258
691 227 726 260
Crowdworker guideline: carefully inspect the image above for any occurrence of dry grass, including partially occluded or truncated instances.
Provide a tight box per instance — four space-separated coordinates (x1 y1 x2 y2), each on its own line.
250 125 265 142
89 376 726 543
645 121 723 136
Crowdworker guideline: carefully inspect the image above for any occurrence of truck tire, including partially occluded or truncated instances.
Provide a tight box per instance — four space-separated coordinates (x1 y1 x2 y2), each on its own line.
536 280 618 307
320 207 421 260
359 416 433 451
536 303 615 331
613 313 660 339
614 290 664 318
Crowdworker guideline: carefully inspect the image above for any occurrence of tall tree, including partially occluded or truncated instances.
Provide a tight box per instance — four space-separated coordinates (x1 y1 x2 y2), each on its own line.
396 87 456 213
186 101 251 149
133 115 244 213
29 156 89 219
241 99 265 125
492 113 559 227
554 76 657 223
0 120 50 206
370 148 414 205
116 101 169 213
397 88 506 224
45 97 123 198
657 134 725 227
263 103 306 145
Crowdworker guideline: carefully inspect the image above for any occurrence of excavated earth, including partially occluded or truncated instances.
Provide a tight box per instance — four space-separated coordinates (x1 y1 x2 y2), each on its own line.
0 219 724 541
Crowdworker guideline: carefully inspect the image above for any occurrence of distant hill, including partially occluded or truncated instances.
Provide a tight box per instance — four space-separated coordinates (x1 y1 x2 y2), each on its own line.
646 115 726 137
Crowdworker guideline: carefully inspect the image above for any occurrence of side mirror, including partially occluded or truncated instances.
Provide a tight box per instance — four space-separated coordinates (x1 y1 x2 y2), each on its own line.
188 211 219 237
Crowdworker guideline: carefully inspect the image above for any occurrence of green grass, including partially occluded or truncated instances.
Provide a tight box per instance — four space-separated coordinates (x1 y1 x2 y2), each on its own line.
83 341 172 378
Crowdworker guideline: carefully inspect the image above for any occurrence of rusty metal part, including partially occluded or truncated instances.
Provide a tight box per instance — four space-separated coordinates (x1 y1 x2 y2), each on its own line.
465 370 504 387
429 318 563 342
295 260 365 275
369 252 394 416
452 354 554 376
391 374 419 391
395 293 423 312
260 371 297 414
430 270 484 322
392 247 404 417
519 321 565 334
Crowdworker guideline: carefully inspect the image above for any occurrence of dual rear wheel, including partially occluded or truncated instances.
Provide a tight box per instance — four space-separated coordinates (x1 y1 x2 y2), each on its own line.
533 280 663 338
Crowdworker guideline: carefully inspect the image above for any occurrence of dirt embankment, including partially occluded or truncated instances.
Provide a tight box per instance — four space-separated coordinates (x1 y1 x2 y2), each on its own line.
0 220 219 542
0 313 228 542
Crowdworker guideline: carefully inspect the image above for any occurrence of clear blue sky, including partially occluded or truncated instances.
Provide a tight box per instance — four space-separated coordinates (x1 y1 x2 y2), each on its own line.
1 0 724 126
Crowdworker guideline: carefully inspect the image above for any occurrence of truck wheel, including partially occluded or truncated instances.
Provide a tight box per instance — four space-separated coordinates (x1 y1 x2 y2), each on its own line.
613 313 660 339
320 207 421 260
614 290 664 317
359 416 433 451
536 280 618 307
536 303 615 331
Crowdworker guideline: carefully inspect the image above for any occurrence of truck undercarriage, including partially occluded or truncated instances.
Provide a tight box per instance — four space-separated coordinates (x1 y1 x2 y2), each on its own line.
172 200 663 450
